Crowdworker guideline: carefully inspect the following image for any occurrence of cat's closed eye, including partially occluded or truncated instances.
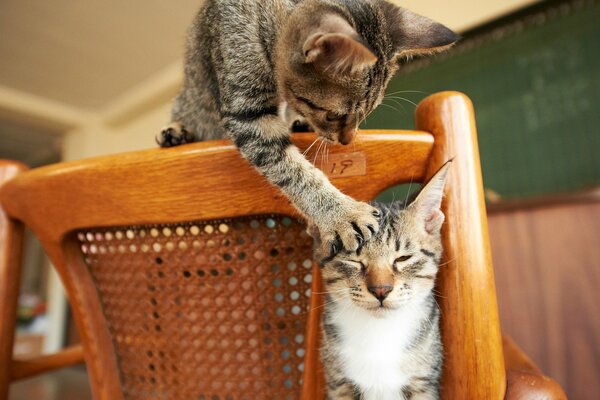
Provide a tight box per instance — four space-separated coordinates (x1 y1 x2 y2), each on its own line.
325 112 345 122
394 255 412 263
338 260 365 272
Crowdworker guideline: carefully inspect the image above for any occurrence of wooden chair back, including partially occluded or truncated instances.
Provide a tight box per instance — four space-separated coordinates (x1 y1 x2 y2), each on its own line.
0 92 505 399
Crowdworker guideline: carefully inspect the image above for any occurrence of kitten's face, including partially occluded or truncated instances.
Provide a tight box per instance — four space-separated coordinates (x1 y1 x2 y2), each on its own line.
311 163 450 316
275 0 458 145
279 71 381 145
319 207 441 315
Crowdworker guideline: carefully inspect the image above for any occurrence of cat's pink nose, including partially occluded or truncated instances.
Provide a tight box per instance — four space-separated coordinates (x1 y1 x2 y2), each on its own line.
368 285 393 301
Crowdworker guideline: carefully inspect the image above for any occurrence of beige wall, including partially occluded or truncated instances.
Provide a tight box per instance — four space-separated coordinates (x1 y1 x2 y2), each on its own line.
62 101 173 161
396 0 541 31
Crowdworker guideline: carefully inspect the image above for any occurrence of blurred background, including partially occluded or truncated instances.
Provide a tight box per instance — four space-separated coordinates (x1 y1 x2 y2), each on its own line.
0 0 598 399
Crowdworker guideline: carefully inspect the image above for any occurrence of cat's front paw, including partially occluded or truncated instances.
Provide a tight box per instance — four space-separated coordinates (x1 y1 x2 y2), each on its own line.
156 122 196 147
318 200 380 255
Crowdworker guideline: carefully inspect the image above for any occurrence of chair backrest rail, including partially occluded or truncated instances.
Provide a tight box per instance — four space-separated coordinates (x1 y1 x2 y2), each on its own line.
0 130 434 246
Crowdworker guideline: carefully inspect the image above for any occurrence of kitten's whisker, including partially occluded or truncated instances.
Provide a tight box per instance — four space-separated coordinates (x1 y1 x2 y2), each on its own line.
385 96 419 108
384 98 407 113
385 90 428 96
378 103 402 113
313 287 351 295
437 257 457 268
313 139 324 164
404 176 414 206
302 138 319 157
310 296 344 313
352 116 361 153
321 143 329 169
357 105 366 128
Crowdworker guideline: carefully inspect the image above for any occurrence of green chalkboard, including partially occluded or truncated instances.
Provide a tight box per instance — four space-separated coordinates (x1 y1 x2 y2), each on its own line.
369 0 600 201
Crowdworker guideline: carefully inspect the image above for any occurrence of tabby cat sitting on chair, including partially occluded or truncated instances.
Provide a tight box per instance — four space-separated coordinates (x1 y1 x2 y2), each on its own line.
311 162 451 400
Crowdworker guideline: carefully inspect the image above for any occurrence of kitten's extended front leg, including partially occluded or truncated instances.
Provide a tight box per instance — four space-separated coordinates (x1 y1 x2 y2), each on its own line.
225 114 379 253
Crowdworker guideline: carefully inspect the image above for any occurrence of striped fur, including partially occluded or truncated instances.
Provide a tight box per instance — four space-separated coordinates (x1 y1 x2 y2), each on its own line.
158 0 458 253
312 163 451 400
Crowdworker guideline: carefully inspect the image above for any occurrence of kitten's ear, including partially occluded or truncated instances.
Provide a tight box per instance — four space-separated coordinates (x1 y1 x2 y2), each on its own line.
407 161 452 234
303 14 377 75
382 3 460 59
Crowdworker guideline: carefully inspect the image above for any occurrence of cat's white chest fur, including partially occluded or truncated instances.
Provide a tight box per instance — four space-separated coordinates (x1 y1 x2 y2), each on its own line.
334 301 424 400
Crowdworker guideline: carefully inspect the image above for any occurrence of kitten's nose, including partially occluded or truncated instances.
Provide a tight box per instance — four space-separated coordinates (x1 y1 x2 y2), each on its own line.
368 285 393 302
339 130 355 145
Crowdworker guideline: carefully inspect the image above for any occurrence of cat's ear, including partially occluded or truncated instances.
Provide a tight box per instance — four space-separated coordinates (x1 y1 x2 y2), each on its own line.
407 160 452 234
303 14 377 75
381 3 459 59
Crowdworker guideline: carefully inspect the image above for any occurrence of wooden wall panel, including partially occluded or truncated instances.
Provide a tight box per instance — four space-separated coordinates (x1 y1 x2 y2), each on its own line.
488 201 600 400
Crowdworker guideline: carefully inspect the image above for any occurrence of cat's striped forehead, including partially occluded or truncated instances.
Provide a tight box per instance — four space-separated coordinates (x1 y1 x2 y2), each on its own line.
358 201 411 252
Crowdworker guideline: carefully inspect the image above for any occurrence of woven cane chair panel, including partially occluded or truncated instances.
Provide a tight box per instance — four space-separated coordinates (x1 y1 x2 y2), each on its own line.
77 215 314 400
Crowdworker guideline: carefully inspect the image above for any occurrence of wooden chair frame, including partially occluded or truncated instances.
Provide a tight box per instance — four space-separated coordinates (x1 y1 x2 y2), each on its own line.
0 92 565 399
0 161 85 399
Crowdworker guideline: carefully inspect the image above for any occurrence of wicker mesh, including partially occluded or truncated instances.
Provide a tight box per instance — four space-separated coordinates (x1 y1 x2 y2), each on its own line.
76 215 314 400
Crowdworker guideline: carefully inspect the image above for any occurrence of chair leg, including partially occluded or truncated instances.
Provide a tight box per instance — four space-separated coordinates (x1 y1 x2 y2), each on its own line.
0 161 28 400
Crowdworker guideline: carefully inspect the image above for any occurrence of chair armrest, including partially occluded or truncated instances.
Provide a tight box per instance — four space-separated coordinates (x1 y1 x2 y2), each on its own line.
503 336 567 399
11 345 84 381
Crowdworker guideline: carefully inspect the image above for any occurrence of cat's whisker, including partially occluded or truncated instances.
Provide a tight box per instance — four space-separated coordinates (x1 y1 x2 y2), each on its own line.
396 175 415 240
437 257 457 268
302 137 319 157
378 103 402 113
310 295 346 313
353 112 364 152
404 175 415 206
320 142 329 169
357 105 366 128
383 98 407 113
432 297 443 314
313 286 351 295
313 139 325 164
385 96 419 108
385 89 428 96
390 189 397 204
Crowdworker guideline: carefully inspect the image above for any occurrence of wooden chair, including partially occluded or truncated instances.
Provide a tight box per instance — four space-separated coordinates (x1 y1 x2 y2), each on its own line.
0 161 85 399
0 92 566 399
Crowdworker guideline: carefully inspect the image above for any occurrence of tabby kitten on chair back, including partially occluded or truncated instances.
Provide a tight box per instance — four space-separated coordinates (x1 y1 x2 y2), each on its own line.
158 0 458 254
310 162 451 400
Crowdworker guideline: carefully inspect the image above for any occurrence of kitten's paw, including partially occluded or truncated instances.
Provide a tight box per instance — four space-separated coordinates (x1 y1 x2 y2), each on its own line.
291 120 312 133
156 123 195 147
319 200 380 255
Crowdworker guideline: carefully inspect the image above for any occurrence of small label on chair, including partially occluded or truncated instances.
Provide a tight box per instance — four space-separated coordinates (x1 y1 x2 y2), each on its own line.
318 152 366 178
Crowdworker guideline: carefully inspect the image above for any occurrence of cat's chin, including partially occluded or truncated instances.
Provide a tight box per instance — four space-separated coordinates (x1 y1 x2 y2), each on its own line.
361 303 399 317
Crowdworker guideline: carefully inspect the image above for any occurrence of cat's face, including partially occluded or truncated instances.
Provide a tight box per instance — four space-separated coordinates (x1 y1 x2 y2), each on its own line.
278 69 379 145
310 163 450 315
275 0 458 145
